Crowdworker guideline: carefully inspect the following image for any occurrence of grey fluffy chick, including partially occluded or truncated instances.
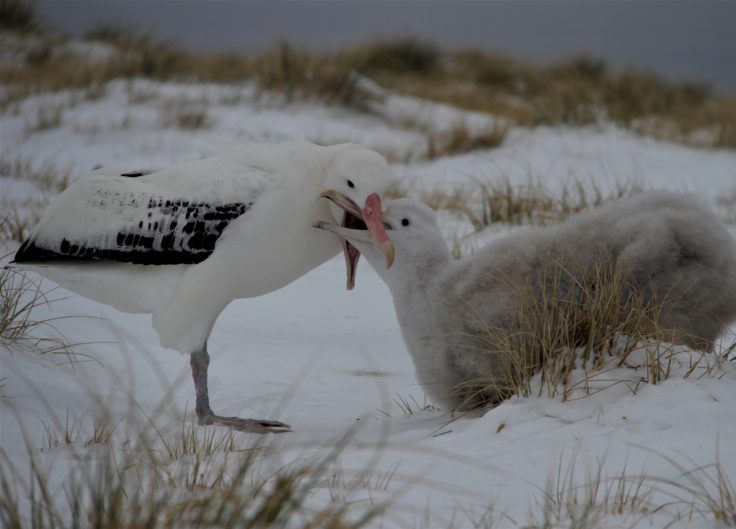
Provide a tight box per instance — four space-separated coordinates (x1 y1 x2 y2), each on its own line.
316 191 736 411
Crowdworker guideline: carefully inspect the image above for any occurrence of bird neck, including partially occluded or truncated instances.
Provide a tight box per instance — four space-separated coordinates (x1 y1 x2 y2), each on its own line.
388 245 453 301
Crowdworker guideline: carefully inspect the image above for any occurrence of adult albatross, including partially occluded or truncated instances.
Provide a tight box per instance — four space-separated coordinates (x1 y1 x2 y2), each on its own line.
13 141 395 433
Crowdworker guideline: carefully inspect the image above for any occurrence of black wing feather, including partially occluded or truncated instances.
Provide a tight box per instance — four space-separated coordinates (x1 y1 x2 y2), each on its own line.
15 199 252 265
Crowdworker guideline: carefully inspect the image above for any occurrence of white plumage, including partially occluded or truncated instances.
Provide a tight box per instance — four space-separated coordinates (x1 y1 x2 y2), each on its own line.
317 191 736 412
15 140 395 432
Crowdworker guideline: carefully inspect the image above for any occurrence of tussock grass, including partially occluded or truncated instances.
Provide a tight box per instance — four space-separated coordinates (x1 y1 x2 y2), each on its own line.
0 267 46 344
0 267 77 358
155 417 241 461
664 460 736 526
0 204 43 242
24 103 64 133
526 451 736 529
41 414 121 451
0 156 70 242
416 177 643 232
0 412 385 529
158 99 212 129
0 154 72 193
251 42 378 111
528 458 655 528
426 120 510 159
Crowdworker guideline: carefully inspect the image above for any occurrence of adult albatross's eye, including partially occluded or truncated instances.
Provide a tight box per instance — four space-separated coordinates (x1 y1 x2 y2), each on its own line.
347 179 355 189
401 218 410 227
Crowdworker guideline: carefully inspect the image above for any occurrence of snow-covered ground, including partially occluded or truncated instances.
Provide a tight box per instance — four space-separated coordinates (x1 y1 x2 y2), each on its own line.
2 78 736 528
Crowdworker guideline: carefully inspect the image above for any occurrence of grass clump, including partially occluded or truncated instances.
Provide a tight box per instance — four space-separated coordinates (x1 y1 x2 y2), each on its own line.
41 415 121 451
0 267 76 358
0 155 72 193
528 457 655 529
417 177 643 232
0 418 385 529
525 450 736 529
0 205 43 242
668 461 736 526
426 120 510 159
251 42 377 110
0 268 44 344
158 99 212 129
24 103 64 133
0 155 71 242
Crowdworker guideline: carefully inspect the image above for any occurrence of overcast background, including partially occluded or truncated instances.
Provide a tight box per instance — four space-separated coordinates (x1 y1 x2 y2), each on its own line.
35 1 736 94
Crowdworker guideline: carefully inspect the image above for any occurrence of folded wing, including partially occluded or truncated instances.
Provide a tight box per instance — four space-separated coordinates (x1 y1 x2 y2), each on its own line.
15 157 282 265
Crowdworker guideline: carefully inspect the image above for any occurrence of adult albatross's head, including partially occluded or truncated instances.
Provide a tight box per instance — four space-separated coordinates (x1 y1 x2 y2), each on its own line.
319 145 395 289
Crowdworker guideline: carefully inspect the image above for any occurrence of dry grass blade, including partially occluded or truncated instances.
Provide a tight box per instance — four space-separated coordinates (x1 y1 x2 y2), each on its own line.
526 454 659 528
0 206 43 243
637 448 736 526
1 267 48 343
0 266 81 361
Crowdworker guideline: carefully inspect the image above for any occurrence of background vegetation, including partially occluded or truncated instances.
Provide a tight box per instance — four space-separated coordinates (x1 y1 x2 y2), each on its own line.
2 0 735 148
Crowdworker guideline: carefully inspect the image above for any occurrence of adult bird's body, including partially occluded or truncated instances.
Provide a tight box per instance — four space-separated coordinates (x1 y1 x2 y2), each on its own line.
14 140 394 432
317 191 736 412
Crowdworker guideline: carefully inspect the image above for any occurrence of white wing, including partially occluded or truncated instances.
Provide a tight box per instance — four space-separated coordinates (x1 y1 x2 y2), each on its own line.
15 153 284 265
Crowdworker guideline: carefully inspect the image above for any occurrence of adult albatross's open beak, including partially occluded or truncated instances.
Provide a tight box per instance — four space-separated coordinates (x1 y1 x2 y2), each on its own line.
318 191 394 290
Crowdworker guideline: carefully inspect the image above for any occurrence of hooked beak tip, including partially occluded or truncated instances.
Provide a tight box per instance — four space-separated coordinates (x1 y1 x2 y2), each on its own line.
382 240 395 268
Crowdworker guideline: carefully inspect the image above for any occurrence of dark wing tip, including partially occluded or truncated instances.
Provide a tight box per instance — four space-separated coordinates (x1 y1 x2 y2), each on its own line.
120 170 154 178
13 239 62 263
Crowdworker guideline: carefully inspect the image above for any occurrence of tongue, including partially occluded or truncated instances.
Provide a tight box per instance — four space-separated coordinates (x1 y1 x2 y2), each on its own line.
362 193 395 268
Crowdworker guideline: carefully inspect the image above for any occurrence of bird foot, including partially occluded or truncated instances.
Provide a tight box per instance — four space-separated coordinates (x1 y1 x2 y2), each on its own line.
197 412 291 433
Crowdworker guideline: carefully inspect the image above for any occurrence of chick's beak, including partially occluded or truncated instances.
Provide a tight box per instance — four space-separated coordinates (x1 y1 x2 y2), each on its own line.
362 193 394 268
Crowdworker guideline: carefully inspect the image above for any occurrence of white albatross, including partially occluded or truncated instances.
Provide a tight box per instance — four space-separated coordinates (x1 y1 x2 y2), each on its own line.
316 191 736 411
13 141 395 433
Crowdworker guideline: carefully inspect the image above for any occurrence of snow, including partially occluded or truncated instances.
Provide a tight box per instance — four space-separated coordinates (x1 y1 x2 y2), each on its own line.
2 78 736 528
396 124 736 199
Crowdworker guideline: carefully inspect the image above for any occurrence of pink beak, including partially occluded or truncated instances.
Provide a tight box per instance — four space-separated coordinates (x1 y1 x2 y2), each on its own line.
362 193 395 268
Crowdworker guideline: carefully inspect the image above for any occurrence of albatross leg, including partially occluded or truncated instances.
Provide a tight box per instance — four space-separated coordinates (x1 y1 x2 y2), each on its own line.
190 343 291 433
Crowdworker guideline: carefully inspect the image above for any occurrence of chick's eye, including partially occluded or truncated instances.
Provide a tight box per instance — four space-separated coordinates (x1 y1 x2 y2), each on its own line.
347 179 355 189
401 218 410 227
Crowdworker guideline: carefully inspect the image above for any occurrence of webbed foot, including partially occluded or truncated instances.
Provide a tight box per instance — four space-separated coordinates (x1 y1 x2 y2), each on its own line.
198 412 291 433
